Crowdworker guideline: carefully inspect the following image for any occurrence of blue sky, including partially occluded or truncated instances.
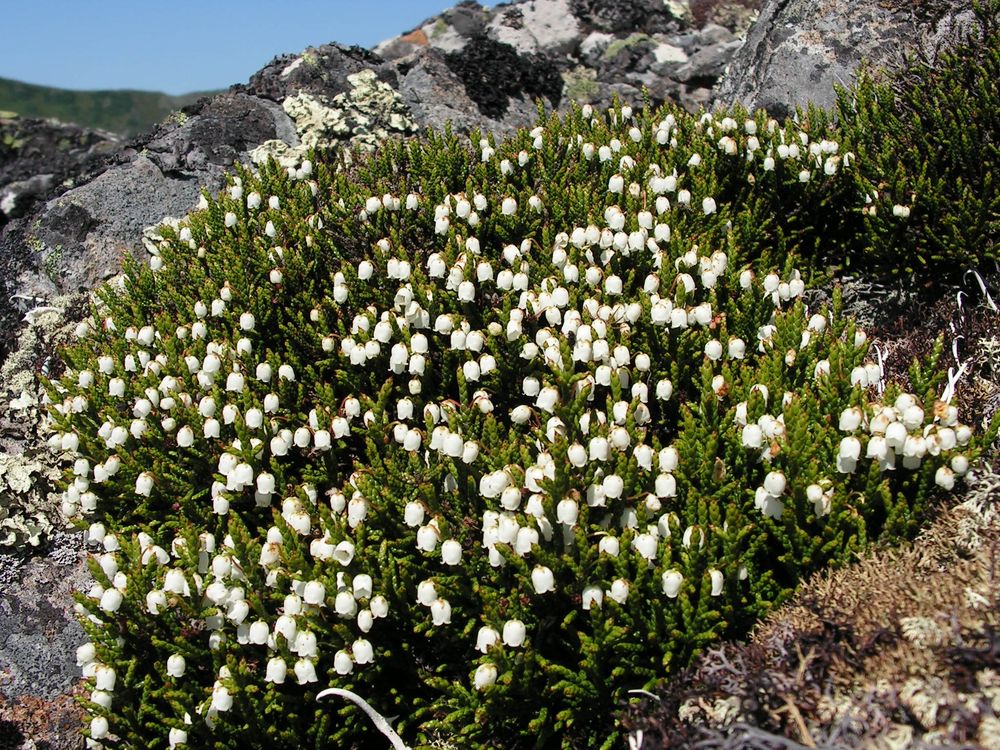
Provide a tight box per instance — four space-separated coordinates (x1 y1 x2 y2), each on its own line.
3 1 500 95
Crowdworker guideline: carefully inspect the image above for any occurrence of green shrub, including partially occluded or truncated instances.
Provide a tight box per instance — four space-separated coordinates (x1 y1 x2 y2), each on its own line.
49 101 990 749
831 0 1000 276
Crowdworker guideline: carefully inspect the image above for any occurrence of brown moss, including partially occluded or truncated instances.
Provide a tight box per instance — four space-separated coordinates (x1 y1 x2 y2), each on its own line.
625 470 1000 748
0 690 85 750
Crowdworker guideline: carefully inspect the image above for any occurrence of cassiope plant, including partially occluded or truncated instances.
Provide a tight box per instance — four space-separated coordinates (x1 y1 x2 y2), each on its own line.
49 101 991 749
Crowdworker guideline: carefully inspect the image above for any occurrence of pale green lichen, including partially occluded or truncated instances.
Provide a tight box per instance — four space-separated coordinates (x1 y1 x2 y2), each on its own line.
602 33 654 62
562 67 600 103
0 302 79 549
141 217 183 256
250 70 417 167
0 450 62 547
664 0 691 20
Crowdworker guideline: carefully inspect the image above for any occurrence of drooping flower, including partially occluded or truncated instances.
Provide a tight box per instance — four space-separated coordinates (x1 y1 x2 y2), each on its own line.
661 570 683 598
502 619 527 647
531 566 556 594
265 657 287 684
474 663 498 690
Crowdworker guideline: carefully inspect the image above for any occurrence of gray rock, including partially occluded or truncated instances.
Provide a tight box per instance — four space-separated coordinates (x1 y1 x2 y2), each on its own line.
2 91 293 325
0 532 89 701
570 0 683 34
696 22 737 46
30 155 211 295
487 0 583 56
241 43 396 103
674 39 743 83
712 0 978 117
0 116 118 222
444 1 490 38
140 93 294 174
0 174 54 219
397 47 546 137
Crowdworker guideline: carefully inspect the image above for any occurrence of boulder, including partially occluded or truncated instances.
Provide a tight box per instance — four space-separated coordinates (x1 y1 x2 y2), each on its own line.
0 93 296 349
712 0 979 117
240 43 395 103
376 0 764 118
0 115 118 223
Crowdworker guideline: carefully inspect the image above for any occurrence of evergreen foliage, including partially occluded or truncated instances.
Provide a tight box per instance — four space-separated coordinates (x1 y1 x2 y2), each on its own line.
48 97 993 749
831 0 1000 276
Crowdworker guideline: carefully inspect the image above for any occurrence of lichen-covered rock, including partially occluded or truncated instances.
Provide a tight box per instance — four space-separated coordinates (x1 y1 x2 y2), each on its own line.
394 47 543 137
569 0 682 33
250 70 417 166
377 0 764 120
0 114 118 223
0 302 81 550
486 0 583 56
241 43 394 103
0 531 90 701
443 36 564 119
712 0 979 117
0 452 61 548
137 93 292 175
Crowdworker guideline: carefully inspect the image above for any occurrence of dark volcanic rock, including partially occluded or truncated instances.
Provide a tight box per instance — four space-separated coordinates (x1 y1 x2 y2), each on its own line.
570 0 681 33
0 533 89 702
712 0 978 117
376 0 767 123
242 43 395 103
137 92 293 174
444 36 563 119
0 116 118 223
0 92 296 359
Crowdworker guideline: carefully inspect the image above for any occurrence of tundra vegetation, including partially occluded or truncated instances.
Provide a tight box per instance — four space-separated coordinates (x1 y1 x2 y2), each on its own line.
46 4 1000 747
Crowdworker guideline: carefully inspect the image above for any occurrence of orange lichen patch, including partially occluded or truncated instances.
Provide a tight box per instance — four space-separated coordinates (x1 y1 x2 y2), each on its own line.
0 690 85 750
399 28 429 46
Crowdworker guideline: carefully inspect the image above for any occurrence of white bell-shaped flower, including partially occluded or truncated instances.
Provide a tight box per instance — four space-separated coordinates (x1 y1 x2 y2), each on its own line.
531 566 556 594
661 570 683 598
502 619 527 647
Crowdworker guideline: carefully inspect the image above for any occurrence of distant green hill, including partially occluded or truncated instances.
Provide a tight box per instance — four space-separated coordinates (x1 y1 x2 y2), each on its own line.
0 77 221 136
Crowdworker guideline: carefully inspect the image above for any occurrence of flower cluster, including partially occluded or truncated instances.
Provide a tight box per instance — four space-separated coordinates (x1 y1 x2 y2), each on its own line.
50 100 986 749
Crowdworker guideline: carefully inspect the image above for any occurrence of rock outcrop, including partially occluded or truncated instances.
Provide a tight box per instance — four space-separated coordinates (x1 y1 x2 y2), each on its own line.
712 0 980 117
0 115 118 224
375 0 761 126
